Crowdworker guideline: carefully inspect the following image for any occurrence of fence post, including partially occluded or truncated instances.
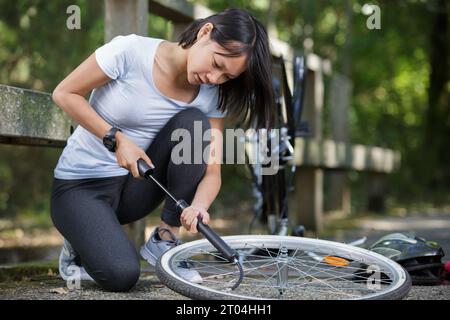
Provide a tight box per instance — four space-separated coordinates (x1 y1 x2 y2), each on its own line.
290 55 324 233
104 0 149 249
367 172 387 212
326 73 352 217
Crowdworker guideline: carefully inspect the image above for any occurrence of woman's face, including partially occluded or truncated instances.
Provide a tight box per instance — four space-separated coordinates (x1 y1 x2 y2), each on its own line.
186 24 248 86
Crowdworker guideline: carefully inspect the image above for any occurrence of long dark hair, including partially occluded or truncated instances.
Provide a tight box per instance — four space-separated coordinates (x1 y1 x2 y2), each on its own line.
178 8 276 129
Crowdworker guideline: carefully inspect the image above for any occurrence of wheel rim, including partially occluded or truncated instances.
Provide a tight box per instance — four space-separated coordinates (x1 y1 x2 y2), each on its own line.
159 235 409 300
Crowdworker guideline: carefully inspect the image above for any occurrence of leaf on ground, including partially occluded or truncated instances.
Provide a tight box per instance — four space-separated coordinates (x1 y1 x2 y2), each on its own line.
50 287 68 295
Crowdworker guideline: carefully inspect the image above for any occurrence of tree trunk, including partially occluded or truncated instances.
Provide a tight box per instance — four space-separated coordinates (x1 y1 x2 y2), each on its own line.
425 0 449 190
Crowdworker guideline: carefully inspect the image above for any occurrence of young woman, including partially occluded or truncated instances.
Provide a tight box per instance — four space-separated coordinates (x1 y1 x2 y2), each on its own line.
51 8 276 292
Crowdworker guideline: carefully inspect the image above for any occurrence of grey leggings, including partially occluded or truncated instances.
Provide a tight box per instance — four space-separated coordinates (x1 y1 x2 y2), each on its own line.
50 108 211 292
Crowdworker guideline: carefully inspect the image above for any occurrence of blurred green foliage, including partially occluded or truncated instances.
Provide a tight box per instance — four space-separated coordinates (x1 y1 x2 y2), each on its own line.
0 0 448 220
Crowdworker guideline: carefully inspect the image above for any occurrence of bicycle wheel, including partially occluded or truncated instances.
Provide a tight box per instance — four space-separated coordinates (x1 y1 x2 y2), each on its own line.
156 235 411 300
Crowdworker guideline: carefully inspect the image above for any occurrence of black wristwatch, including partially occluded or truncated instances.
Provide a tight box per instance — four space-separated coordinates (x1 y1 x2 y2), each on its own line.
103 127 122 152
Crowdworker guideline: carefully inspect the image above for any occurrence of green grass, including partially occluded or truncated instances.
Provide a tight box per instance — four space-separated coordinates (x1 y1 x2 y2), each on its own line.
0 260 58 282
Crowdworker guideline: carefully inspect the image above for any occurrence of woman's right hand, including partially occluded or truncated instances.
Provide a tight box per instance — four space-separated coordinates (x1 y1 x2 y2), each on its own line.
115 132 154 179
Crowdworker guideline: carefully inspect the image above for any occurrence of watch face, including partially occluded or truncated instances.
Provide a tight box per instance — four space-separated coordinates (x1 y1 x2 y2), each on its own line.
103 137 115 151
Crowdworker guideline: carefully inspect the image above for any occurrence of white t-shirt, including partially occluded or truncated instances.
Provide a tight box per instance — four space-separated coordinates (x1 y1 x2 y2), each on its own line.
54 34 225 180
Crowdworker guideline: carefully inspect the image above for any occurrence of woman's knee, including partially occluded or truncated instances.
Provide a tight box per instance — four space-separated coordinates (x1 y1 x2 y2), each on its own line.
95 259 140 292
173 107 211 130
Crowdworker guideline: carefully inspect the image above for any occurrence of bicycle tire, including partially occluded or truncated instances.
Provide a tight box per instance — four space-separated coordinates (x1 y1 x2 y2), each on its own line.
156 235 411 300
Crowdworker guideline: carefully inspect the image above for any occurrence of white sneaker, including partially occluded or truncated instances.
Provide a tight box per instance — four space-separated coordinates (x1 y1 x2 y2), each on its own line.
58 239 94 281
140 227 202 284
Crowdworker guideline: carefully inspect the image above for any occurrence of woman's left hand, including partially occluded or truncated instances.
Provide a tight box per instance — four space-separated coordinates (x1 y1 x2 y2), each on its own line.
180 205 210 234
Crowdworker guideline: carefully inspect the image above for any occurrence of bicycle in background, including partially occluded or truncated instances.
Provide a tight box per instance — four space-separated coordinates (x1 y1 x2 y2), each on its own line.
245 54 308 237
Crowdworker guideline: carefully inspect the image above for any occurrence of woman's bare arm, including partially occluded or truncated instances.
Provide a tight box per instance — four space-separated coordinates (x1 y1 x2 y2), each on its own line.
190 117 223 210
52 53 115 139
181 117 224 232
52 53 154 177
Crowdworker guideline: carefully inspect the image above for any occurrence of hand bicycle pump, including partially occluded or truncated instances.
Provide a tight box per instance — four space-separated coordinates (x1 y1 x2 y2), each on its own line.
136 158 244 289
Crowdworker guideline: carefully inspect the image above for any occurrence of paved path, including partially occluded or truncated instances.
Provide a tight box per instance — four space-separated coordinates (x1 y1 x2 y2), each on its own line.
324 213 450 300
0 214 449 300
0 268 188 300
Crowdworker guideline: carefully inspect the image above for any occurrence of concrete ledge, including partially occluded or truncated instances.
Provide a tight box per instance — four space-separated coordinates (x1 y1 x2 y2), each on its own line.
0 85 75 147
0 84 400 173
149 0 214 22
293 138 400 173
